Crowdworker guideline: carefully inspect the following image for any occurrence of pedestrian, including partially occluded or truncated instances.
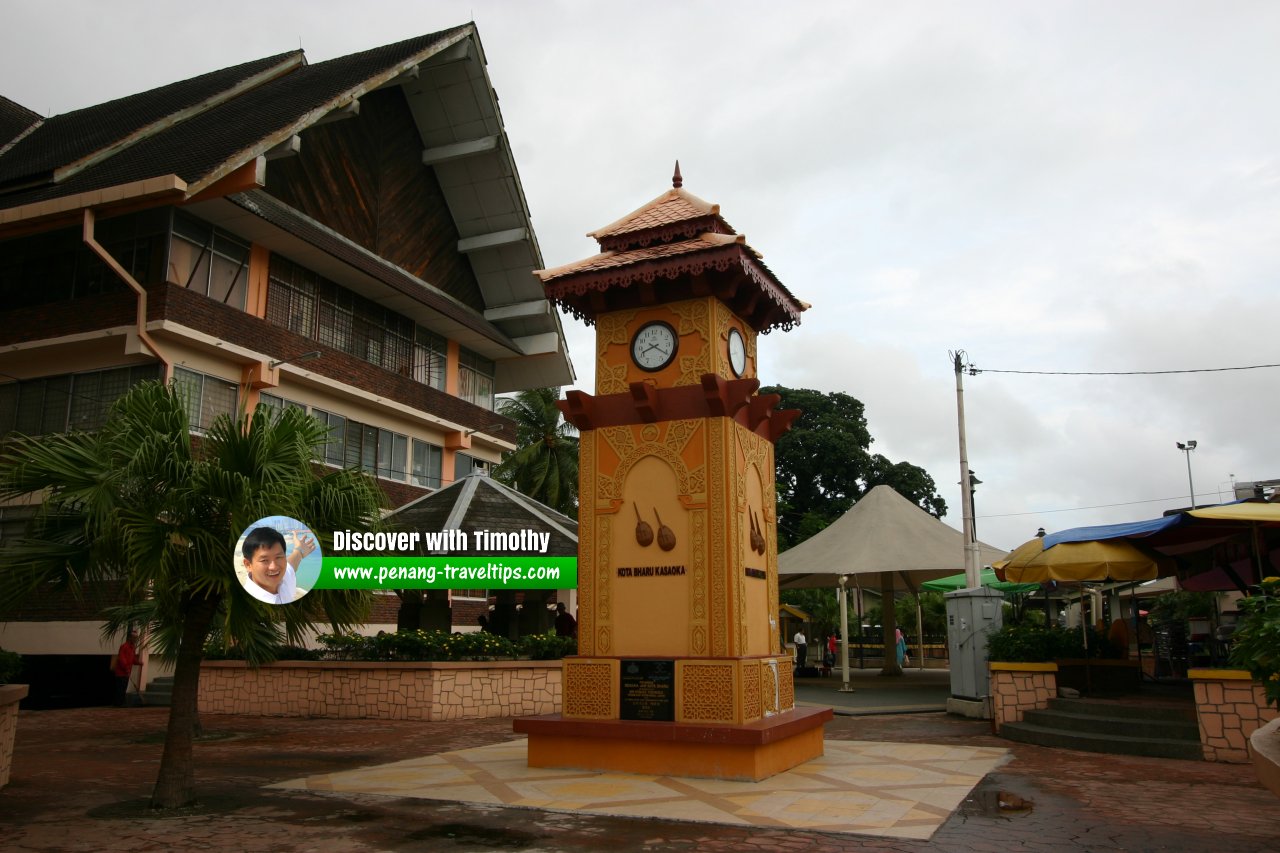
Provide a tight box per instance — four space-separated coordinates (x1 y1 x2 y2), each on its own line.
793 628 807 667
895 627 909 668
554 602 577 638
111 630 138 706
826 633 837 668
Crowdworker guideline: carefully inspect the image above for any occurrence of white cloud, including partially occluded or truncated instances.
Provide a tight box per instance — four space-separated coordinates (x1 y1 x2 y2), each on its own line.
5 0 1278 555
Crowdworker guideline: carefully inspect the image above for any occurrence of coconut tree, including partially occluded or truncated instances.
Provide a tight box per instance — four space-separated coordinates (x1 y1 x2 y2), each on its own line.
0 381 383 808
491 387 578 517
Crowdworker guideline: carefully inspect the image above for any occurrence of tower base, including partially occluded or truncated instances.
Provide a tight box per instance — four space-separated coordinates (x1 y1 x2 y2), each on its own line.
513 706 831 782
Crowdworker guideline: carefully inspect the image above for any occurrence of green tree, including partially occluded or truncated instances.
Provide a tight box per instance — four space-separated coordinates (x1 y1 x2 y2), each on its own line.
0 382 383 809
780 588 839 639
763 386 947 548
492 387 579 517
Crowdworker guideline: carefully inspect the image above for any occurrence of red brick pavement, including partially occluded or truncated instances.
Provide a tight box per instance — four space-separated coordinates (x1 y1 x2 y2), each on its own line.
1 707 1277 852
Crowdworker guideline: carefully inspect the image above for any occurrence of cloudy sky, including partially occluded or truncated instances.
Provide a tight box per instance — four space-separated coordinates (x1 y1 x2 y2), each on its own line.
4 1 1278 551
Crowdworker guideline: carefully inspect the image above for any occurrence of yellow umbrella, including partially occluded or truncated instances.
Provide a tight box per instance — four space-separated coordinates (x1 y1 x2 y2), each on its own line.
1001 537 1176 583
1187 503 1280 523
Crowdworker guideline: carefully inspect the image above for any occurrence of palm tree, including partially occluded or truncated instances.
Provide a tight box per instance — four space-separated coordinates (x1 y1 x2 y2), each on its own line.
492 387 579 517
0 381 383 808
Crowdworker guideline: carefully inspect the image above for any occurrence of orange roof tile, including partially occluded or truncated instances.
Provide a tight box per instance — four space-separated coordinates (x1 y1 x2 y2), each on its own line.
587 187 725 240
536 233 747 282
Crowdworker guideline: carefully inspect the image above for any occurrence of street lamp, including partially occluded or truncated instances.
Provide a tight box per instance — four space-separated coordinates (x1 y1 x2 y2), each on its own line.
967 471 982 539
1176 440 1198 509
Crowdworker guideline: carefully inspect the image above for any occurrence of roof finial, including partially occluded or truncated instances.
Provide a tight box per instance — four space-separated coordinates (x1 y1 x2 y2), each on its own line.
672 160 683 189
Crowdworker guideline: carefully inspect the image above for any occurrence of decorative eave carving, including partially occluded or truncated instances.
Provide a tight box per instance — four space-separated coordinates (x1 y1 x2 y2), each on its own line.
543 242 805 334
596 214 730 252
558 373 801 444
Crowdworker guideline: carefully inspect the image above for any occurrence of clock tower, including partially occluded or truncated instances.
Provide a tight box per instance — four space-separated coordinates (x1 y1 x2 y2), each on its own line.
514 165 829 781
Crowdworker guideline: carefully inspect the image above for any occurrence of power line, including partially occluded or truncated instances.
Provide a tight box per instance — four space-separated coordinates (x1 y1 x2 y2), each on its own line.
974 362 1280 377
978 494 1196 519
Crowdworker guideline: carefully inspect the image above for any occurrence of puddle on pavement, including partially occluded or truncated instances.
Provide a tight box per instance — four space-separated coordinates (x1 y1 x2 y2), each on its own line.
406 822 545 848
968 788 1035 817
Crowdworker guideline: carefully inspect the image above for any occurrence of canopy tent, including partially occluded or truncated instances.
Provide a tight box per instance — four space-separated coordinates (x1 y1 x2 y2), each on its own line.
777 485 1008 591
1028 501 1280 592
777 485 1008 684
921 566 1039 594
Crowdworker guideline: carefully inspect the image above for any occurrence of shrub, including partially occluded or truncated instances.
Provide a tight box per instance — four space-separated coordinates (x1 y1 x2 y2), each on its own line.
987 624 1089 662
518 632 576 660
204 630 574 663
203 643 322 661
445 630 517 661
1149 590 1217 626
0 647 22 685
316 629 518 662
1230 576 1280 708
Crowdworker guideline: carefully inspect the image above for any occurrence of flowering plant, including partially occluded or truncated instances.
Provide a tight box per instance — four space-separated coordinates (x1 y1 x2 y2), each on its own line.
1230 576 1280 708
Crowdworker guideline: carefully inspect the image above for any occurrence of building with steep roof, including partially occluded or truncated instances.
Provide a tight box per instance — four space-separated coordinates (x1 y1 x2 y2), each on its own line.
0 25 573 705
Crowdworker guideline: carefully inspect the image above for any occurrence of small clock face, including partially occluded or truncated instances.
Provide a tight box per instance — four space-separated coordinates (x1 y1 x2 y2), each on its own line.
631 321 678 371
727 327 747 377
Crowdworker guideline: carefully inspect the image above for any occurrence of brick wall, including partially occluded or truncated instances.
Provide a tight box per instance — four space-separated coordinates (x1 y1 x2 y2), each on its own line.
990 664 1057 733
0 290 135 346
4 581 129 622
198 659 561 721
150 284 516 441
1190 669 1278 763
379 478 430 510
0 282 515 442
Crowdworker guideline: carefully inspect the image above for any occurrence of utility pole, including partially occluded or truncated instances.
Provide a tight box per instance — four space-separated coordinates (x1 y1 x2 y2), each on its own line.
1176 440 1198 509
952 351 981 588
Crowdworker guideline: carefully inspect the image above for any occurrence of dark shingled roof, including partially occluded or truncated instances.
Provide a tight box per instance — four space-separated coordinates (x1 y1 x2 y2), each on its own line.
0 25 473 209
0 96 41 151
0 51 301 189
383 472 578 559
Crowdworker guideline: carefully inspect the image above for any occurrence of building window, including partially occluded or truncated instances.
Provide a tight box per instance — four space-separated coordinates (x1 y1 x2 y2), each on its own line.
414 326 447 390
0 209 168 309
311 407 347 466
411 440 443 489
458 348 495 410
376 429 409 481
0 365 160 437
168 212 249 309
454 452 489 482
172 367 238 433
258 393 307 418
266 256 419 378
264 258 318 338
311 406 411 483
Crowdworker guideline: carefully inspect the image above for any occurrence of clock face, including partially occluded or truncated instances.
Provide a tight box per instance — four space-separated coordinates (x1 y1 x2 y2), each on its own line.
727 327 747 377
631 321 678 371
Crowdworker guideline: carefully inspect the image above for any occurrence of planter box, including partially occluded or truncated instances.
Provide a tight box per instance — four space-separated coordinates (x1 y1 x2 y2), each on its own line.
1188 668 1279 764
0 684 29 789
989 662 1057 733
1054 658 1140 695
199 660 561 721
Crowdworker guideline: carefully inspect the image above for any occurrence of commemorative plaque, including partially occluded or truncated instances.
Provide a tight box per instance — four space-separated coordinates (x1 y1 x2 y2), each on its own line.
619 659 675 721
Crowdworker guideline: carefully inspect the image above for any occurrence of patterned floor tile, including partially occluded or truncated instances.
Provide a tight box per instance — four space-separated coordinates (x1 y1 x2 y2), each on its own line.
273 737 1009 840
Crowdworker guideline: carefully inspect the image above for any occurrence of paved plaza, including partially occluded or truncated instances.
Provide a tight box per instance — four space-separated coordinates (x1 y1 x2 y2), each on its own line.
2 693 1278 852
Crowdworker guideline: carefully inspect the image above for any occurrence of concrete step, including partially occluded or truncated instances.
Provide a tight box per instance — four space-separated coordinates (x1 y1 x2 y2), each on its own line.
144 676 173 706
1022 708 1200 741
1000 720 1204 761
1047 697 1196 724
